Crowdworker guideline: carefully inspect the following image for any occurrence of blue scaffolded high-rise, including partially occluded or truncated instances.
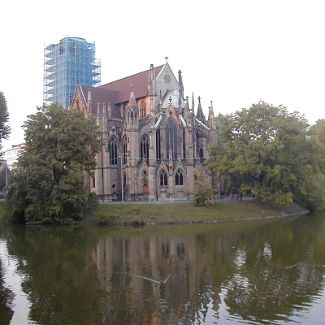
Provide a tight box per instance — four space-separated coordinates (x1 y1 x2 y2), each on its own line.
43 37 101 109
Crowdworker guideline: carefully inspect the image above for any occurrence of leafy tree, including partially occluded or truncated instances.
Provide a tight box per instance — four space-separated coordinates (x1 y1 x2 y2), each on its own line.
0 164 11 191
0 92 10 160
194 166 214 206
7 104 100 224
302 119 325 211
309 119 325 173
208 101 316 206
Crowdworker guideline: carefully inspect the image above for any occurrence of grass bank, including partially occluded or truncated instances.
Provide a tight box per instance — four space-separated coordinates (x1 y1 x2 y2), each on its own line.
91 200 308 226
0 200 308 226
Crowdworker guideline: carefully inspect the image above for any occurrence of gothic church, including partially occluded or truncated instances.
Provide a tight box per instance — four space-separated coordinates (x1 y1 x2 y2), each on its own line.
70 60 217 201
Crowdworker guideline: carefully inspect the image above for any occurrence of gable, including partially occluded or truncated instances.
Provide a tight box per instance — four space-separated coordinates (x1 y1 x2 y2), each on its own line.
155 63 180 100
70 86 88 115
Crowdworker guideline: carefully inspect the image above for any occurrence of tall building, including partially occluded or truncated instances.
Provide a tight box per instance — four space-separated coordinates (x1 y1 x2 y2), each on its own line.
4 144 25 169
70 60 217 201
43 37 101 109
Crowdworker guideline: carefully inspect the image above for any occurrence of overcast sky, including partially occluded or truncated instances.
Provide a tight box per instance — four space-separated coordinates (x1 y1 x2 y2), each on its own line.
1 0 324 149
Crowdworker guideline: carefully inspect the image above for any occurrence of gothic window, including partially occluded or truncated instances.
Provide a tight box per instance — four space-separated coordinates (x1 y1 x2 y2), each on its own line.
197 135 204 160
109 137 118 165
160 170 168 186
122 137 127 165
199 148 204 159
156 128 161 160
175 169 184 186
166 118 177 160
140 102 146 118
140 135 149 161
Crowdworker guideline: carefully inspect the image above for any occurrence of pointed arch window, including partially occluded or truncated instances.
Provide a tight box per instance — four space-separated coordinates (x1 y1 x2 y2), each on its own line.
175 169 184 186
160 170 168 186
140 102 146 118
166 118 177 160
123 137 128 165
109 137 118 165
140 135 149 161
199 148 204 159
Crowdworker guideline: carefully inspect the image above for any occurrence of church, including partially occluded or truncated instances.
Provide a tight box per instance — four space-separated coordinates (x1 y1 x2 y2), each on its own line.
70 59 217 201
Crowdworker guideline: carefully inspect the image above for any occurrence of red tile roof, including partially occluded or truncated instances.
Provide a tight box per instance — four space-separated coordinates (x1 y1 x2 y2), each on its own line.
80 86 121 118
79 64 164 119
98 65 164 104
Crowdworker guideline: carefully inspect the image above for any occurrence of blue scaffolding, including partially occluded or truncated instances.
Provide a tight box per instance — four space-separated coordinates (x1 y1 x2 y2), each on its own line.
43 37 101 109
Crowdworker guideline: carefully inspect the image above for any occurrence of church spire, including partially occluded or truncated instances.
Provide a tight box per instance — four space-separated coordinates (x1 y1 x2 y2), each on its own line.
148 64 156 96
87 89 92 106
128 84 137 106
126 85 139 130
208 100 216 130
148 64 156 114
178 70 184 99
196 96 207 126
209 100 214 116
191 92 195 114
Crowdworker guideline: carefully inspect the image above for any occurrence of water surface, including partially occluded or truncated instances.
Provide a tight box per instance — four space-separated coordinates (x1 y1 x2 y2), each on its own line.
1 214 325 324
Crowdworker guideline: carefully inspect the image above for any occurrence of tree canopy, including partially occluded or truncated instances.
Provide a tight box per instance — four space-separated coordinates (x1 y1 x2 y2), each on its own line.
0 91 10 159
208 101 325 211
7 104 100 224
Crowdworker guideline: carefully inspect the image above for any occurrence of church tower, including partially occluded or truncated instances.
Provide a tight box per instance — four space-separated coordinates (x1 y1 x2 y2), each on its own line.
124 89 139 200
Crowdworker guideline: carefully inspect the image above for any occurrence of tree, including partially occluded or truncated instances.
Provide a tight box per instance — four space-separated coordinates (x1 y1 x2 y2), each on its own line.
194 166 214 206
7 104 100 224
302 119 325 211
0 91 10 159
208 101 315 206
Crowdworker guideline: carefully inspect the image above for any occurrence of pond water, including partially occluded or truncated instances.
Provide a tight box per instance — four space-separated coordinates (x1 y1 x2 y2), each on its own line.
0 214 325 325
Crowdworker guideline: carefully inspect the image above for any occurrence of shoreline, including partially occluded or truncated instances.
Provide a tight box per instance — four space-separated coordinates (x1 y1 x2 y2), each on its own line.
0 200 310 226
89 200 310 227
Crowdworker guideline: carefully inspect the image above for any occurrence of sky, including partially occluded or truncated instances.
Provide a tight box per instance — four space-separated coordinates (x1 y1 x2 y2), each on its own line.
1 0 324 149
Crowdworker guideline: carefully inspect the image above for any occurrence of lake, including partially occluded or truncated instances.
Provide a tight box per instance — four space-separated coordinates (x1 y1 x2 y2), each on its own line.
0 214 325 324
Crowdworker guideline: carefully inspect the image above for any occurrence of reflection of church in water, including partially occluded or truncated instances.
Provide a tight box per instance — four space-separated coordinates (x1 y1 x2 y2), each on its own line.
71 59 217 200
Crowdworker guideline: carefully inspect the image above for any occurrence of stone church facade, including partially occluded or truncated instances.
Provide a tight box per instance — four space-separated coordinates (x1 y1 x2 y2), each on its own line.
70 60 217 201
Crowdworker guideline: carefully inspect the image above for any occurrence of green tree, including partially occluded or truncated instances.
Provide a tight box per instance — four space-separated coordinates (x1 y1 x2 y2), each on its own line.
0 92 10 159
302 119 325 211
309 119 325 173
208 101 315 206
194 166 214 206
7 104 100 224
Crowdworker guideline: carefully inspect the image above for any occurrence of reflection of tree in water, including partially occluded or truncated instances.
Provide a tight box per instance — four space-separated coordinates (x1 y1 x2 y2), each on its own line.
224 217 325 323
0 260 13 325
6 226 107 325
94 218 325 324
2 215 325 325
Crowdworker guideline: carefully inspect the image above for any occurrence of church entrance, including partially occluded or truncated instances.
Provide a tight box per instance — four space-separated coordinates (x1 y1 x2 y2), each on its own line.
143 182 149 200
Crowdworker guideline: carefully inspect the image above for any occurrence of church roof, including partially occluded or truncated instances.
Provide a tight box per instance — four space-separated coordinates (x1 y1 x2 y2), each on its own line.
196 97 208 126
80 86 121 118
76 64 165 118
98 65 164 104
